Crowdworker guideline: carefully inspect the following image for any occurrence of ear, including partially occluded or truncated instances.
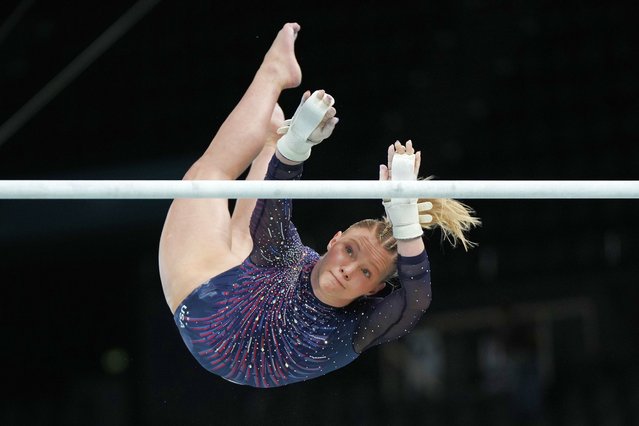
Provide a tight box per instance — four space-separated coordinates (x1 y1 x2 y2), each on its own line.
327 231 343 250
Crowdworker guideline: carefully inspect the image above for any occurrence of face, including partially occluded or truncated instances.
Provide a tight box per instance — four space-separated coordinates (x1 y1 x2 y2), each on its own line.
311 226 395 307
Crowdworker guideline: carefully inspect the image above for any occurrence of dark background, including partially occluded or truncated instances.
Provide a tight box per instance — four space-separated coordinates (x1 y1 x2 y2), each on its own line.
1 1 638 425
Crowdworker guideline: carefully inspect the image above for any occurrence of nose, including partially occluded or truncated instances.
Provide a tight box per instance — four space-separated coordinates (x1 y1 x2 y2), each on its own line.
339 266 351 281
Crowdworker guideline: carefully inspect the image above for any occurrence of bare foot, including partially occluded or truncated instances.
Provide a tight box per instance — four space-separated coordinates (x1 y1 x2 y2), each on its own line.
260 23 302 90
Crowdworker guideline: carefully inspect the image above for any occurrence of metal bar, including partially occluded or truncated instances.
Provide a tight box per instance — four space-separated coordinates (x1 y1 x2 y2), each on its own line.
1 180 638 199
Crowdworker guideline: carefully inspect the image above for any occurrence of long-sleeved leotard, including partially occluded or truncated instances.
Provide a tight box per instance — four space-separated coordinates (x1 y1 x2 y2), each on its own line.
174 156 432 388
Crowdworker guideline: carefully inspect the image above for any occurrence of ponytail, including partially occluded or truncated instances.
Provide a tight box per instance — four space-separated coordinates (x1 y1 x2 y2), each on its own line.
412 176 481 250
413 197 480 251
348 178 481 252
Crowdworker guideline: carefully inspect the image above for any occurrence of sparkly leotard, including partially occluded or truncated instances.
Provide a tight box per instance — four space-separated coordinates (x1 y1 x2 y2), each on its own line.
174 156 432 388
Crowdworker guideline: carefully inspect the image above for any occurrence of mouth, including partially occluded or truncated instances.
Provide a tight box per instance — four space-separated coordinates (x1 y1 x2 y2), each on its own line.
329 272 345 289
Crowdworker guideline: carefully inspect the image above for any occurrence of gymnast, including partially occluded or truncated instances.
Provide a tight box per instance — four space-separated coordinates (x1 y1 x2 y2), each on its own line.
158 22 480 387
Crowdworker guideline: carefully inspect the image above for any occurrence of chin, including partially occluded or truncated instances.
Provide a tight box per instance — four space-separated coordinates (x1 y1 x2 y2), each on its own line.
320 275 341 293
319 278 336 292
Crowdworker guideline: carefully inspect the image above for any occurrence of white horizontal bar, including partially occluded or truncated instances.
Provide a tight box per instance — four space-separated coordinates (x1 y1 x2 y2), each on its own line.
1 180 638 199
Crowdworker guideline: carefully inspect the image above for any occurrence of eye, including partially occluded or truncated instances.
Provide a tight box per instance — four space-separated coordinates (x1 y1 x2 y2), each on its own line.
345 246 353 256
362 269 371 278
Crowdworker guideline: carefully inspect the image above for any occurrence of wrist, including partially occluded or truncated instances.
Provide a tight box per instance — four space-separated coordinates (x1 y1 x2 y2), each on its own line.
397 236 426 256
392 223 424 240
383 201 423 240
276 146 305 165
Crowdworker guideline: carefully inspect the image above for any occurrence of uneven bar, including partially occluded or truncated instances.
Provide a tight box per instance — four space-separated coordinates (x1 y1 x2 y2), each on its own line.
1 180 638 199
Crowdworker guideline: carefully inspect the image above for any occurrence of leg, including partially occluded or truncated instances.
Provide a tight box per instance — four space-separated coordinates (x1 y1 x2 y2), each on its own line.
228 103 283 259
229 93 338 260
159 23 302 313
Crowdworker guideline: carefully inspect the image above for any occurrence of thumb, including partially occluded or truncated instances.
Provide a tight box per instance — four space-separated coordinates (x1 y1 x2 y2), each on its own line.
309 117 339 144
380 165 391 203
379 164 390 181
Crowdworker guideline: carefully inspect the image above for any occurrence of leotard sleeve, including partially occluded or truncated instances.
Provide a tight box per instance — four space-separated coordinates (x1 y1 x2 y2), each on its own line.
248 155 304 268
353 250 432 353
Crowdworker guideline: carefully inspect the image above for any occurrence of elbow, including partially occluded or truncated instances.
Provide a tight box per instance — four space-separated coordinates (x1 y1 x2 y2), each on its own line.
416 289 432 313
419 296 432 313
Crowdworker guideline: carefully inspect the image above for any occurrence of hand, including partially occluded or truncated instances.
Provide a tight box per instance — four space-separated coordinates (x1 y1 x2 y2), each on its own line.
380 140 431 240
379 140 421 184
276 90 339 162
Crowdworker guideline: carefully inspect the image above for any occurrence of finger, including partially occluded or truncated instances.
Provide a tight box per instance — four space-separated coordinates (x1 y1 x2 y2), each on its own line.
387 144 395 168
395 140 406 154
405 140 414 155
301 90 311 105
323 93 334 106
414 151 421 177
276 119 291 135
320 107 337 124
319 117 339 137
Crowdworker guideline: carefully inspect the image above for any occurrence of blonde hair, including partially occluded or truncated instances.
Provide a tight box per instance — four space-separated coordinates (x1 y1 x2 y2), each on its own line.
344 194 479 287
417 197 481 251
347 194 481 252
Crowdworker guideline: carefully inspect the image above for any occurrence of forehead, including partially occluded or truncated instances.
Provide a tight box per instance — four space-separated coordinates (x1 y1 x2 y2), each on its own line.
343 227 394 272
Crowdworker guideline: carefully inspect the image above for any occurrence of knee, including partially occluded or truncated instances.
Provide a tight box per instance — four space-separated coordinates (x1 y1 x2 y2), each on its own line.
183 159 233 181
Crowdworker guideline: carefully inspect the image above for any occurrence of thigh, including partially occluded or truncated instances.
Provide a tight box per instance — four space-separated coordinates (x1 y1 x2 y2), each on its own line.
159 197 244 313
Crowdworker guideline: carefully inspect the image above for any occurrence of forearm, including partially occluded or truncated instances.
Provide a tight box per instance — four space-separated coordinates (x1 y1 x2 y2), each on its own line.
355 249 431 353
249 155 303 266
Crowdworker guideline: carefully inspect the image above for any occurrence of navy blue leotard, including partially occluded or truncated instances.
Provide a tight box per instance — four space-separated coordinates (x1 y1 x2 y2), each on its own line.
174 156 432 388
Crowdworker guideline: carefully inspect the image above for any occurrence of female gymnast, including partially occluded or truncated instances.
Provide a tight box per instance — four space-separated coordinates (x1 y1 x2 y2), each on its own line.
158 22 480 388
